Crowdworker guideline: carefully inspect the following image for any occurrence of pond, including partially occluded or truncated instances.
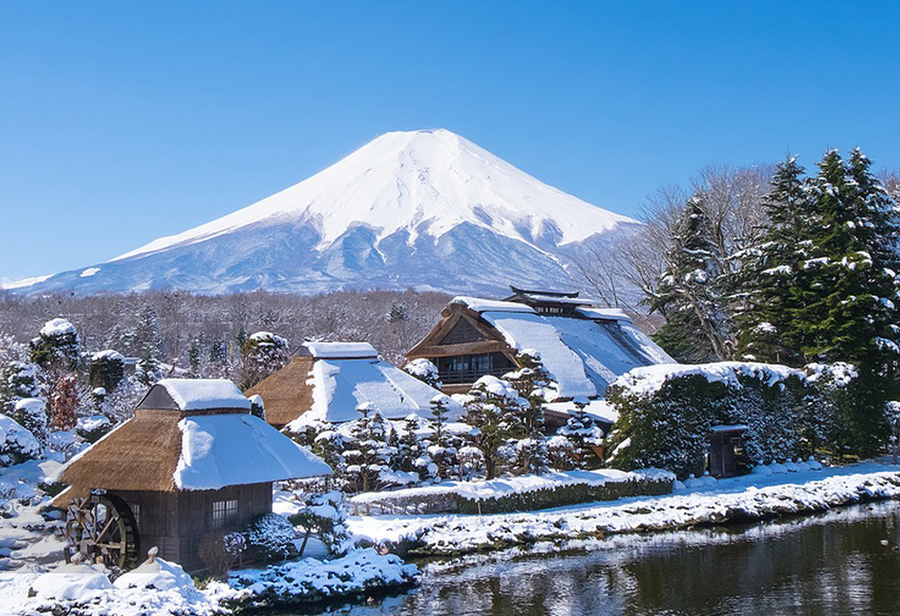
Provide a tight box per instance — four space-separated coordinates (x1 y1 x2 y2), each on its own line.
299 501 900 616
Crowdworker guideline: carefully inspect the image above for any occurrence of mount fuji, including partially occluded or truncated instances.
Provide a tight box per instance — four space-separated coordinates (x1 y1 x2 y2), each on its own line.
9 129 639 296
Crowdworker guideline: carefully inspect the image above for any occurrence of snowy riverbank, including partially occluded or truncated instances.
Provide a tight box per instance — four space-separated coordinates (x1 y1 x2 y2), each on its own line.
2 548 417 616
348 461 900 555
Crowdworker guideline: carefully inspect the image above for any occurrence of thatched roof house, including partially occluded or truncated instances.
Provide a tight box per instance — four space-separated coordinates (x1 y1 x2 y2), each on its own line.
406 288 674 427
52 379 330 572
246 341 460 429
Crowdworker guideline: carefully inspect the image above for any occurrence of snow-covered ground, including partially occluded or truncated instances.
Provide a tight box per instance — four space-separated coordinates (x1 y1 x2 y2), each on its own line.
2 549 417 616
348 461 900 555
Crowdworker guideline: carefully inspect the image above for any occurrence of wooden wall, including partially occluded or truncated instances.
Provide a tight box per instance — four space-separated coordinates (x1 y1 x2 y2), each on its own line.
113 482 273 572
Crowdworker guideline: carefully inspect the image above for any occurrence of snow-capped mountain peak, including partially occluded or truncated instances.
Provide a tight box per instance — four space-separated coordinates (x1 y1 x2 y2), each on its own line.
113 129 633 261
10 129 639 296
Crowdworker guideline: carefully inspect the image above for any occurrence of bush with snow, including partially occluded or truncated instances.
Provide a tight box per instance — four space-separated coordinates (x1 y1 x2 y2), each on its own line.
606 361 856 478
403 357 442 389
0 412 41 466
289 490 353 556
244 512 297 564
76 414 112 443
13 397 48 448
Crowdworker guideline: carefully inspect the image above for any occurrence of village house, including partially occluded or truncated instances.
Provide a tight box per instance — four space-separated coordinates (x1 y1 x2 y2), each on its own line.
405 287 674 429
50 379 331 572
246 341 461 430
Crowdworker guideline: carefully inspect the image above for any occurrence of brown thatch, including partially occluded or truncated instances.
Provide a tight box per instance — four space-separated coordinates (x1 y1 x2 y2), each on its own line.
51 410 183 507
245 356 315 427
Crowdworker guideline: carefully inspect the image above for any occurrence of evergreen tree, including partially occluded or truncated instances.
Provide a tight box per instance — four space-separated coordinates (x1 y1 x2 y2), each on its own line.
649 197 730 361
461 376 524 479
13 397 48 449
240 331 290 389
733 156 811 363
0 361 39 415
187 339 202 378
735 149 900 454
427 394 462 480
558 406 605 469
89 350 126 392
503 350 554 475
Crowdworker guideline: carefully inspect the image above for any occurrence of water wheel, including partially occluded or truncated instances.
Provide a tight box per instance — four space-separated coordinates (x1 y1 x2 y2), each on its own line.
63 492 139 570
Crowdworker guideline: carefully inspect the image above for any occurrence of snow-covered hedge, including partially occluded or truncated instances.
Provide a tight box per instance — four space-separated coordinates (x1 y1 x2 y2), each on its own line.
606 361 855 478
350 468 674 516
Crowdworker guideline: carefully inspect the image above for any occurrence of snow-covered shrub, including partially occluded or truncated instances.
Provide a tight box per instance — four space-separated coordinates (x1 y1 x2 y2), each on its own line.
241 331 290 389
76 414 112 443
199 530 246 576
244 513 297 564
606 361 856 478
403 357 442 389
459 375 528 479
557 408 606 470
343 406 398 492
13 397 48 448
89 350 126 392
30 318 80 372
249 394 265 421
0 360 39 415
289 491 353 556
0 412 41 466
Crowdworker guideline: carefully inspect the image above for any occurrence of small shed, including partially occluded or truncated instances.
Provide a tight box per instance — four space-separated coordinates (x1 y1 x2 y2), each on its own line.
246 341 462 429
51 379 331 572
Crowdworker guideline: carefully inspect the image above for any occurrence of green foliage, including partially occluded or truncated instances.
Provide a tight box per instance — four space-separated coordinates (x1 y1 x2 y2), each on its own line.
605 363 853 479
648 197 730 361
734 149 900 453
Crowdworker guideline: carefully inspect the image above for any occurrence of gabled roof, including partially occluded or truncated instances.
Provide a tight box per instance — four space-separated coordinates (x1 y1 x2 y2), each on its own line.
247 342 462 428
52 379 329 504
408 295 674 398
137 379 252 412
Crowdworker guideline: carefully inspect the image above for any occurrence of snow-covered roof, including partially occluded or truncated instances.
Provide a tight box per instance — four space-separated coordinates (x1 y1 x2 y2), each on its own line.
289 356 462 427
138 379 252 412
302 342 378 359
575 307 631 322
480 311 674 398
175 413 332 490
544 399 619 425
52 395 331 500
450 296 534 314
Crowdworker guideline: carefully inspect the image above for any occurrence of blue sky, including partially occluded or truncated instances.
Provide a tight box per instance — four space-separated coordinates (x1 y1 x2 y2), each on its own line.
1 1 899 281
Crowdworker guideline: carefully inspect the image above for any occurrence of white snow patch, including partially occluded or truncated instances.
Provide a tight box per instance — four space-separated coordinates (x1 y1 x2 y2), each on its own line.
174 413 331 490
153 378 252 411
79 267 101 278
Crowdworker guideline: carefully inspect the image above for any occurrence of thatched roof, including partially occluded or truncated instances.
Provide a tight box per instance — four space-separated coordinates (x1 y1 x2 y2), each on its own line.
52 379 330 507
245 356 315 427
247 342 458 428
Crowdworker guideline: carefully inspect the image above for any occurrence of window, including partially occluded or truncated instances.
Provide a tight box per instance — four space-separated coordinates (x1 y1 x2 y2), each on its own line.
130 503 141 528
212 499 238 528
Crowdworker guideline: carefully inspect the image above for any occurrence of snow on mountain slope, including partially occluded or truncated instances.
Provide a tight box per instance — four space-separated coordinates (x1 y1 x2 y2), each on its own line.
8 129 640 296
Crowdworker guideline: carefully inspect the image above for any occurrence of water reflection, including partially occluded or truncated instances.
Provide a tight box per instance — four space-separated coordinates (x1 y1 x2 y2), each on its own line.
302 502 900 616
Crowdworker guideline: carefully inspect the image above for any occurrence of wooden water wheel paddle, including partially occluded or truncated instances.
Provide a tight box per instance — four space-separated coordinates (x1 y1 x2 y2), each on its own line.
63 492 139 570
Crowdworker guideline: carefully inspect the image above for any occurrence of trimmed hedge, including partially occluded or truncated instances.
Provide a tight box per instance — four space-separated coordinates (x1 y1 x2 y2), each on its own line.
351 472 674 516
605 362 853 479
